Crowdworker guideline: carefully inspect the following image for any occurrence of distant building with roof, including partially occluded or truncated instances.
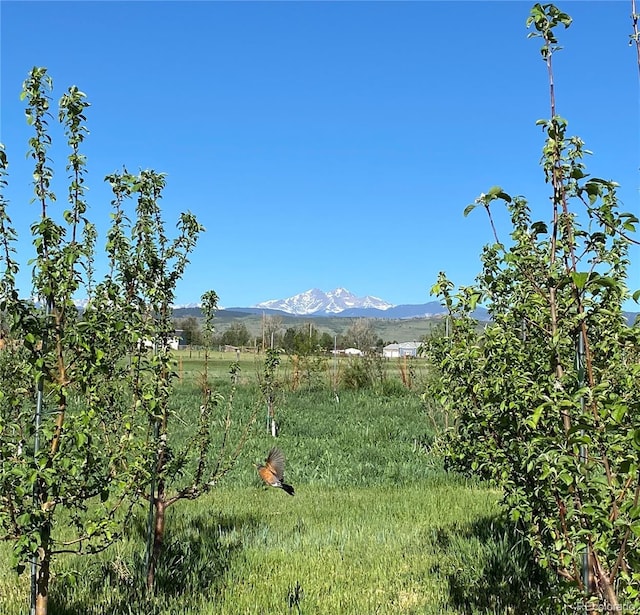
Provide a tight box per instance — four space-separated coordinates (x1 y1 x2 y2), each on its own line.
382 341 422 359
343 347 363 356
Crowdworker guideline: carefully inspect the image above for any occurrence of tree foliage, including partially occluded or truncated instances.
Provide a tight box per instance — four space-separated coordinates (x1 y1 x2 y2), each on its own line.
282 324 322 356
0 67 244 613
0 68 180 615
174 316 202 346
424 5 640 610
339 319 381 354
220 322 251 347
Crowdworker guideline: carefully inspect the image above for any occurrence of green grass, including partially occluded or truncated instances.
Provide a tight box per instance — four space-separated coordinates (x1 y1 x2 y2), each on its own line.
2 484 505 615
0 372 553 614
172 349 433 390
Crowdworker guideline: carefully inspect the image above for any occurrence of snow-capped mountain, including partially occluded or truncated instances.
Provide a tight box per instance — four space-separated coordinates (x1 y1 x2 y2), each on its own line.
254 288 395 315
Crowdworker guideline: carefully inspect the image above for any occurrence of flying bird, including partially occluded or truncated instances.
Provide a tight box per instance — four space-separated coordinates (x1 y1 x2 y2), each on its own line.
256 447 295 496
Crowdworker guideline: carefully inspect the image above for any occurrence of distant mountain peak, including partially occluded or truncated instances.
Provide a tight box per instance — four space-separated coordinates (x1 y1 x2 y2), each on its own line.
254 288 395 315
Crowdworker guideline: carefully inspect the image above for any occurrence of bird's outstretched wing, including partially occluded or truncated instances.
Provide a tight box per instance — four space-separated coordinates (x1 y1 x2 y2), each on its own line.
265 447 286 481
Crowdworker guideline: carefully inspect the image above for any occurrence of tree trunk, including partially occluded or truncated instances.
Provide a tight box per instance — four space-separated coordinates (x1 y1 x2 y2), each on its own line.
592 550 619 610
146 486 166 592
34 524 51 615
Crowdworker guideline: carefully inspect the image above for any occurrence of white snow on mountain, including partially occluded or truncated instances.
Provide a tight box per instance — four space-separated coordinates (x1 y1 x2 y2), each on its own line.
254 288 395 315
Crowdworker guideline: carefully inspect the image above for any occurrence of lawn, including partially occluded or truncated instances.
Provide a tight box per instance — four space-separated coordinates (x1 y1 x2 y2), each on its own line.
0 356 551 614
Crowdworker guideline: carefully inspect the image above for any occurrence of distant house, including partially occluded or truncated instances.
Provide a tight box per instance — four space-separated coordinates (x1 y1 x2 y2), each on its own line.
141 335 182 351
343 347 363 356
382 341 422 359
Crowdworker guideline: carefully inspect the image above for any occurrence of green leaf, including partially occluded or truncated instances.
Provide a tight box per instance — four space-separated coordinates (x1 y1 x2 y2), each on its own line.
558 12 572 28
571 272 589 290
531 221 548 235
470 291 484 311
611 404 627 423
17 512 31 526
463 203 476 217
527 403 547 428
558 471 573 486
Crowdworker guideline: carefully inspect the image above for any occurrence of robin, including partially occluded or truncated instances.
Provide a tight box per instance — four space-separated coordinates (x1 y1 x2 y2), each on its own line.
256 447 295 496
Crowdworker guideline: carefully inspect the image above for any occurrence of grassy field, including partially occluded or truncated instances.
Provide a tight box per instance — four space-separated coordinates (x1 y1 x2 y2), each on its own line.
173 350 432 391
0 355 552 614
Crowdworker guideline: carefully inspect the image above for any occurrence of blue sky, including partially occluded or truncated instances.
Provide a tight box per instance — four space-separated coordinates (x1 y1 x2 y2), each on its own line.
1 1 638 308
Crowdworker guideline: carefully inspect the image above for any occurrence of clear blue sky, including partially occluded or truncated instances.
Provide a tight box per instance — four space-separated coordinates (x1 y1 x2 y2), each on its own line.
1 1 638 308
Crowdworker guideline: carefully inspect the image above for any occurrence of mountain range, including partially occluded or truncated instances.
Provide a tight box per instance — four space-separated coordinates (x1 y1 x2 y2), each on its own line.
75 286 638 323
216 287 638 323
224 287 454 319
254 287 393 315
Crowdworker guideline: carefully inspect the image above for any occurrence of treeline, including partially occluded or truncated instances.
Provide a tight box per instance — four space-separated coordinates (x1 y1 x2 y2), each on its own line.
173 316 386 353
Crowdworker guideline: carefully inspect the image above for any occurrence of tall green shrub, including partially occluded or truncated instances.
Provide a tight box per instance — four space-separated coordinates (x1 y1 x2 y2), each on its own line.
0 67 210 615
425 5 640 610
0 68 159 615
